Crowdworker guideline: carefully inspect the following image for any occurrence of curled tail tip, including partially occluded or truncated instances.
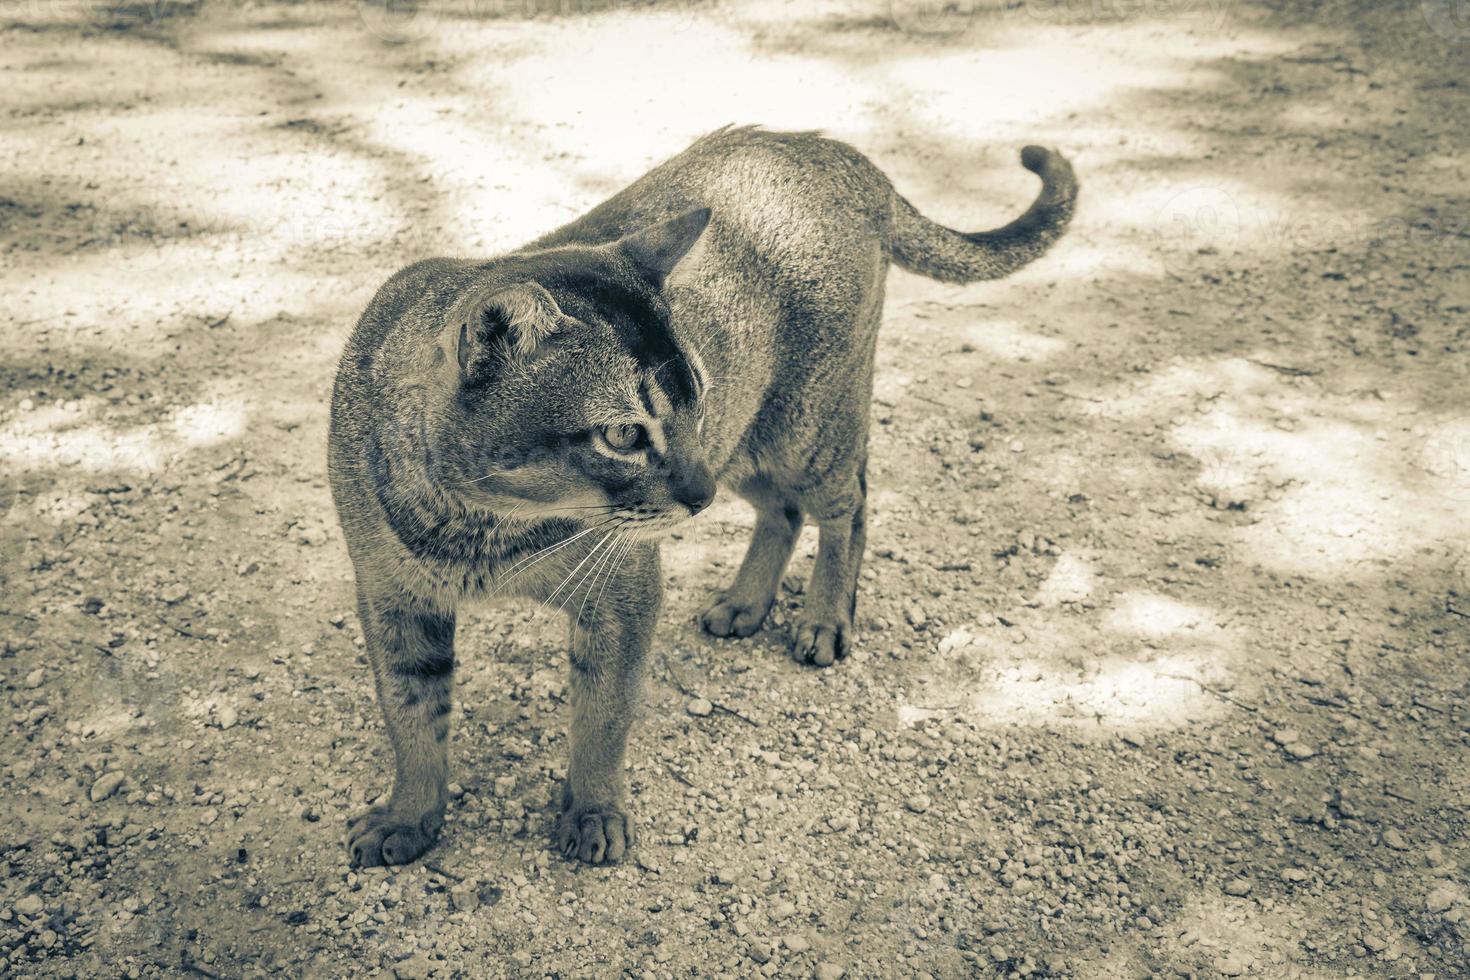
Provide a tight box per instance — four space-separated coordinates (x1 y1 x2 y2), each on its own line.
1019 144 1050 173
1020 144 1074 180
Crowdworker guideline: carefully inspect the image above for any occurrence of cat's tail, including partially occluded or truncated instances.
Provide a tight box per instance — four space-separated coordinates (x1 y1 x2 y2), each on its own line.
888 146 1077 283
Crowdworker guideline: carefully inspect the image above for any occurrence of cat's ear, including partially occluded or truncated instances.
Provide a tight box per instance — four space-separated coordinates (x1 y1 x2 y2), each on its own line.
441 281 561 382
619 208 712 286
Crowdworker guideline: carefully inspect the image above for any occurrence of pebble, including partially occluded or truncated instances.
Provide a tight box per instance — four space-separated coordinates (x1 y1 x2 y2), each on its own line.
748 941 772 964
814 964 844 980
1426 885 1457 914
1284 741 1317 760
686 698 713 717
160 584 189 604
1383 829 1410 851
217 704 238 730
713 866 739 885
24 668 44 689
14 894 44 916
90 771 125 803
1223 878 1252 897
1215 955 1246 976
394 953 434 979
905 794 931 814
783 934 811 953
450 881 479 913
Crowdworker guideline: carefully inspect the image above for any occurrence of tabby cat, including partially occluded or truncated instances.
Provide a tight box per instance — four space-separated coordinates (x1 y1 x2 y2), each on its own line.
328 126 1076 866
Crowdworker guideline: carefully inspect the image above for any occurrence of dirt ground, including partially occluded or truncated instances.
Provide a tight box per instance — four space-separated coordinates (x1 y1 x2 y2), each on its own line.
2 0 1469 977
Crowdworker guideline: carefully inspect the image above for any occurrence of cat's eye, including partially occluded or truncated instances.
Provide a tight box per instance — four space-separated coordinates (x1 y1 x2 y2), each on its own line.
600 423 646 453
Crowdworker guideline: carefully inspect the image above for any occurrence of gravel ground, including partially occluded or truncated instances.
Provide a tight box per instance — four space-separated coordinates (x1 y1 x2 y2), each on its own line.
2 0 1468 977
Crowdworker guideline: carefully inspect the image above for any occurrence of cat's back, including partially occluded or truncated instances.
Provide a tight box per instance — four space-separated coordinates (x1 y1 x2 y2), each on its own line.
537 126 893 260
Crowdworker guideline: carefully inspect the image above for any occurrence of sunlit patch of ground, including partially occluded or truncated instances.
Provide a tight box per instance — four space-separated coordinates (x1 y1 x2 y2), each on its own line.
0 397 247 473
1072 891 1356 978
902 582 1246 730
1086 355 1470 579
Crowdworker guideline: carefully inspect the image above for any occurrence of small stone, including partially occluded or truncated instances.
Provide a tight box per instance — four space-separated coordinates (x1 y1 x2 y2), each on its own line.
905 794 931 814
1223 878 1252 897
1426 885 1457 914
24 668 44 689
447 783 465 799
90 771 125 803
784 934 811 953
905 604 928 629
814 963 844 980
160 583 189 604
990 945 1010 962
686 698 713 718
1362 934 1388 953
14 895 44 916
1383 829 1410 851
200 807 219 825
217 704 238 730
1284 741 1317 760
1215 956 1246 976
1281 867 1309 883
450 881 479 913
394 953 434 979
827 813 855 833
748 941 772 964
714 866 739 885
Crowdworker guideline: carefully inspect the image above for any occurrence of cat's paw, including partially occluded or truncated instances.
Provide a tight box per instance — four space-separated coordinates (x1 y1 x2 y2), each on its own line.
557 805 633 865
346 804 443 868
700 593 771 638
790 617 850 668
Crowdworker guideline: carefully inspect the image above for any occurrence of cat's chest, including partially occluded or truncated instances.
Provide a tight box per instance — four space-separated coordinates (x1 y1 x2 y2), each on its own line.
380 498 575 603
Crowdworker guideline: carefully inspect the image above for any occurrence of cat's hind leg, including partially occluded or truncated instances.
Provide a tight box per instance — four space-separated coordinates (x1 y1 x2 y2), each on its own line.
701 477 803 639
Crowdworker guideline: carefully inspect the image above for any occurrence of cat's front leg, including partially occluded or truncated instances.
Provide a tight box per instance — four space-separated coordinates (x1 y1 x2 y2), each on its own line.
554 540 661 864
346 591 456 868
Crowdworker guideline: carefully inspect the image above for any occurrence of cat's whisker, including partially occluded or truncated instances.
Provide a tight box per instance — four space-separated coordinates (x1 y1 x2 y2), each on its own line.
534 504 620 515
453 471 503 487
545 528 621 611
576 530 628 625
591 534 637 625
490 517 620 596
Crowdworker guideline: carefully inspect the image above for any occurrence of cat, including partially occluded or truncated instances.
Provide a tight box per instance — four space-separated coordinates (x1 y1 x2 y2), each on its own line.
328 125 1076 867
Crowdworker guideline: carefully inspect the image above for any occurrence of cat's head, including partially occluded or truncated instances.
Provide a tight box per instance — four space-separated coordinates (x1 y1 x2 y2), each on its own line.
428 208 717 537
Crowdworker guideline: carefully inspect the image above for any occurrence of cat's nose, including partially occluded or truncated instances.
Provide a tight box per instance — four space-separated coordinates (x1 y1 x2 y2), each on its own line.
673 464 716 515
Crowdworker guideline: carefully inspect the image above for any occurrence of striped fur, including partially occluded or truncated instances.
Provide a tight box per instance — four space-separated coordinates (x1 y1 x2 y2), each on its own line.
328 126 1076 867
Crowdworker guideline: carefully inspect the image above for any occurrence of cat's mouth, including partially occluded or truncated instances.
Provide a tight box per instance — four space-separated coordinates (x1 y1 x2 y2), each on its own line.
615 510 694 540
